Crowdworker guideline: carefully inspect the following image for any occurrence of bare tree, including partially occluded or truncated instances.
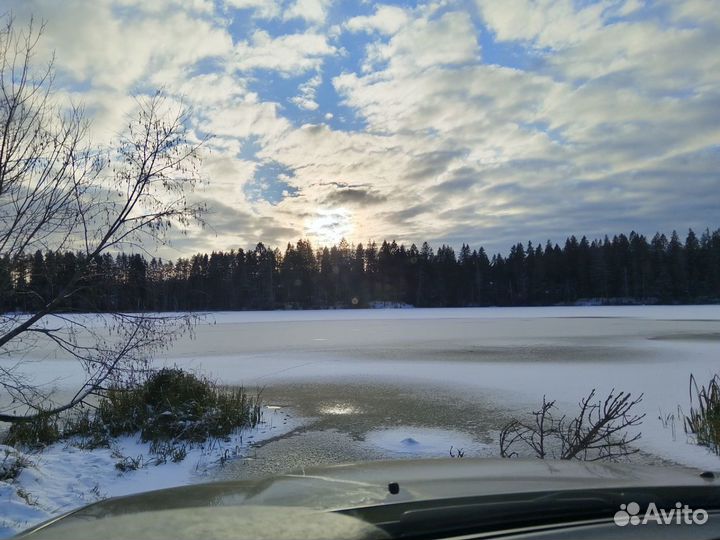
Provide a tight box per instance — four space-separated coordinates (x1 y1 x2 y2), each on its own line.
0 15 205 423
500 389 645 461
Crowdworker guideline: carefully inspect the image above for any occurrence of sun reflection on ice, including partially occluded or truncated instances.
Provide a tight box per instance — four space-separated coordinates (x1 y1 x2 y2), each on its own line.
319 404 359 415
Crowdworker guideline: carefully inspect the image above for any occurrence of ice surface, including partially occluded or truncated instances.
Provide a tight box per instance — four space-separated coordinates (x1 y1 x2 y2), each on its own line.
364 427 490 457
199 304 720 321
164 304 720 325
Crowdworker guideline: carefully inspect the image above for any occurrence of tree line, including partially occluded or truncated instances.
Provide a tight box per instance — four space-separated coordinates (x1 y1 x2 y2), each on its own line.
3 228 720 312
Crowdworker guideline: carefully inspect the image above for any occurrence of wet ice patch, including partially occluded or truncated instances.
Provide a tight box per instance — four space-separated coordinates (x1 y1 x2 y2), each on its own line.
318 403 359 415
365 427 486 457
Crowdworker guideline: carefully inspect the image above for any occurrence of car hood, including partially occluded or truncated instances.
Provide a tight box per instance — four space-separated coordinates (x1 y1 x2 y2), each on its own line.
17 459 719 539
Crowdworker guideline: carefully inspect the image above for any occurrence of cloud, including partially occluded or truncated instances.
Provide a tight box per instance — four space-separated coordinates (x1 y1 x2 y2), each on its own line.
475 0 606 48
224 0 281 19
5 0 717 255
344 5 409 35
426 167 482 194
234 30 337 75
116 0 216 13
290 73 322 111
7 0 232 91
178 198 299 253
202 99 291 143
323 187 386 206
283 0 334 25
362 10 480 73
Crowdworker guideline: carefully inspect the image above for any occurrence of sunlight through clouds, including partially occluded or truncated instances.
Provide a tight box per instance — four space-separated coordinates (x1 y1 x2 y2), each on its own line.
305 208 354 246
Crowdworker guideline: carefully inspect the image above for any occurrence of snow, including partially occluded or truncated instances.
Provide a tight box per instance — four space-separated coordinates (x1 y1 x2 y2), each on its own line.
1 305 720 537
364 427 492 457
0 407 298 537
204 304 720 321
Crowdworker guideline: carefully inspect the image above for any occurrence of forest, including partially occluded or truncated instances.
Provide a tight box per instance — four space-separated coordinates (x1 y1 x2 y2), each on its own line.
4 228 720 312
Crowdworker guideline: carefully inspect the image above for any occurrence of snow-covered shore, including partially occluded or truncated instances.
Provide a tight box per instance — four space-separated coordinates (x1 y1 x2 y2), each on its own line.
0 406 298 537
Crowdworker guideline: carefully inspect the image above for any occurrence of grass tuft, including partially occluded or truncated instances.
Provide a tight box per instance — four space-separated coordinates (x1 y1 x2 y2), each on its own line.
685 373 720 455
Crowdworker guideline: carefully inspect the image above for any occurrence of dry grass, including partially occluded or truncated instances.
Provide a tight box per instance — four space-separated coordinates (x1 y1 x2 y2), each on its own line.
685 374 720 455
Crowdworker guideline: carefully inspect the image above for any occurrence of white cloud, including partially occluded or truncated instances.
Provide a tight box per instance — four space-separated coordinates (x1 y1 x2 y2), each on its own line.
475 0 606 48
224 0 281 19
290 73 323 111
234 30 337 75
344 5 409 35
283 0 333 25
476 1 720 91
174 73 249 105
115 0 215 13
670 0 720 25
363 11 480 73
204 100 291 143
7 0 232 91
324 1 720 249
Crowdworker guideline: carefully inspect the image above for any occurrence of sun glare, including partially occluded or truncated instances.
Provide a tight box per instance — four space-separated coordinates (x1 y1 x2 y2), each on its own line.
305 208 353 246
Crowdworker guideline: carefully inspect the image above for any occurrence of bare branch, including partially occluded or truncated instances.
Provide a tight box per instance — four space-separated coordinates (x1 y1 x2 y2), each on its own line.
499 389 645 462
0 16 206 423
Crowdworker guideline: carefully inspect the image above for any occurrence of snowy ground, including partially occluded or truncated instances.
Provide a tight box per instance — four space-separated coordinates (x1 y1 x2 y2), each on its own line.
0 406 298 537
1 306 719 536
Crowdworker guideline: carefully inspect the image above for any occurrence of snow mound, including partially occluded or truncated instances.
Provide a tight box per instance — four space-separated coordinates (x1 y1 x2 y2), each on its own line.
365 427 489 457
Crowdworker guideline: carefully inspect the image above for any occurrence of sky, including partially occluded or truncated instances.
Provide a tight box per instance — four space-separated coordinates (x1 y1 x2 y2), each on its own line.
6 0 720 257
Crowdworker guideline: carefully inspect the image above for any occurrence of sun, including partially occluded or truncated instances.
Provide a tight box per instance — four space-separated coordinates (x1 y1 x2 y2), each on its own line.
305 208 353 246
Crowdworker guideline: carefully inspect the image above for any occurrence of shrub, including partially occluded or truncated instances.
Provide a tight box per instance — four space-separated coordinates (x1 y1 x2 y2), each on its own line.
3 368 262 465
685 374 720 455
91 368 262 444
5 413 61 449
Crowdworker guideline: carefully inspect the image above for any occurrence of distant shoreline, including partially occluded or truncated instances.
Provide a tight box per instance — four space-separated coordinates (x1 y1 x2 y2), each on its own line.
4 298 720 316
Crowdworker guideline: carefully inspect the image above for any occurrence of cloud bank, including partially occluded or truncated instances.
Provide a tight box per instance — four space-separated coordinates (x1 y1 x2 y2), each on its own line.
6 0 718 255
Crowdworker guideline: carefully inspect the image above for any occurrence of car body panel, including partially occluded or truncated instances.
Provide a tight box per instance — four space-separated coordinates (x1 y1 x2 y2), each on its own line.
17 459 720 539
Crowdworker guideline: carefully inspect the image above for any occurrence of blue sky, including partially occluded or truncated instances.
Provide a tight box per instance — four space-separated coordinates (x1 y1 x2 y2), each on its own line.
6 0 720 256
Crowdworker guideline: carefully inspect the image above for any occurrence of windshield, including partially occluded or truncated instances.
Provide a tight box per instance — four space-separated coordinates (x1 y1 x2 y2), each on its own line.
0 1 719 539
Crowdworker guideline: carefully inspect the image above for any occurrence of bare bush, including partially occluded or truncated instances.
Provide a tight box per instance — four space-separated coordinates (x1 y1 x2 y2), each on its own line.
500 389 645 461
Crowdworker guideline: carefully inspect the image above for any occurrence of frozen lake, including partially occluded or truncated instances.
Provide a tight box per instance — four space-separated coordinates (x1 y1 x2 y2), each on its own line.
10 306 720 472
192 306 720 476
